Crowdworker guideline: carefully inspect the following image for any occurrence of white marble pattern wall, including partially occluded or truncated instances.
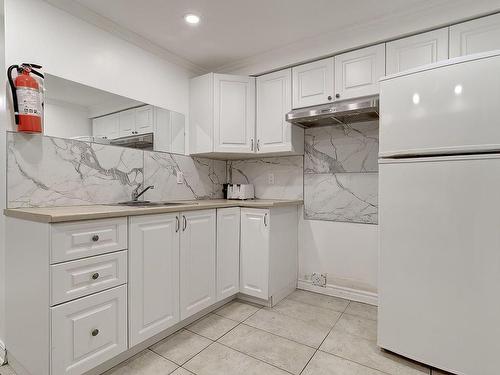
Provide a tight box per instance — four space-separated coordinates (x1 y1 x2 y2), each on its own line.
7 132 143 208
7 132 225 208
143 151 225 201
304 121 379 224
228 156 303 200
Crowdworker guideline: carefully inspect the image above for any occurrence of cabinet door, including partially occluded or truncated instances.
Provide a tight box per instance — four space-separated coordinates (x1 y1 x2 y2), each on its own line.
334 44 385 100
180 209 216 319
135 105 154 134
386 28 449 75
240 208 270 299
292 57 334 108
119 108 136 137
51 286 127 375
216 208 240 301
154 107 172 153
257 69 303 154
450 13 500 58
170 111 186 155
93 114 119 140
213 74 255 153
129 213 180 347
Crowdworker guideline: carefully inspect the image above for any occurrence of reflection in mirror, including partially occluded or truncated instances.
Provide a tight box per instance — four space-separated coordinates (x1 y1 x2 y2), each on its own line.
43 74 186 154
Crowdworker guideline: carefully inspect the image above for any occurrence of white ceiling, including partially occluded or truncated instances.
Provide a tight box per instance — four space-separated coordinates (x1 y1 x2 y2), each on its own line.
72 0 451 71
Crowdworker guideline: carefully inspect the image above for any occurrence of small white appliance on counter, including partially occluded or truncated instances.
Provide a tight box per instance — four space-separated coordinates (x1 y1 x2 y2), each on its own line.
227 184 255 200
378 50 500 375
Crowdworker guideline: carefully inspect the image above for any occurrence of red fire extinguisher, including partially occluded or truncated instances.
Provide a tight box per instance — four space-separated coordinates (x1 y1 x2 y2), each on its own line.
7 63 44 133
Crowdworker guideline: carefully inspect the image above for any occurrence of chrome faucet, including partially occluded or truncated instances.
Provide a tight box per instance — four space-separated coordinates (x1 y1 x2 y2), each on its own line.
132 185 154 201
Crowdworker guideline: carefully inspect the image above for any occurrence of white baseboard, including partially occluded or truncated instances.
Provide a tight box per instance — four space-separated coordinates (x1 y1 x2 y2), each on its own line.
0 339 6 365
298 279 378 306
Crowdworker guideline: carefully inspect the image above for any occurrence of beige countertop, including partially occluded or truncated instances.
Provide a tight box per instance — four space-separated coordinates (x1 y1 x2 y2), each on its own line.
3 199 303 223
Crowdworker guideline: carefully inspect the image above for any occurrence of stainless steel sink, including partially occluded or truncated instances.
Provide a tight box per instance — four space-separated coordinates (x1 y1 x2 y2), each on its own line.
116 201 196 207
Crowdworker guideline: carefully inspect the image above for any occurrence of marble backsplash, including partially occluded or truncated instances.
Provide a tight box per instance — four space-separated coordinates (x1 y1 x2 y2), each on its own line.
227 156 303 200
304 121 379 224
7 132 225 208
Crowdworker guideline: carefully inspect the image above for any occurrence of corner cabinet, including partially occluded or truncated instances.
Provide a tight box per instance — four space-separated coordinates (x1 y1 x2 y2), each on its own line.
180 209 217 320
128 213 180 347
257 69 304 154
190 72 303 157
240 207 298 305
190 73 255 155
449 13 500 58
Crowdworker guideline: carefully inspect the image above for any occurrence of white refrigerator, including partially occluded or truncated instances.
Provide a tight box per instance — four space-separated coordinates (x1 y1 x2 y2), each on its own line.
378 51 500 375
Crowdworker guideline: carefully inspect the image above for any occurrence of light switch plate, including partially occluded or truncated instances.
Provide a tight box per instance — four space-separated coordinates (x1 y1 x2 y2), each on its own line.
176 171 184 184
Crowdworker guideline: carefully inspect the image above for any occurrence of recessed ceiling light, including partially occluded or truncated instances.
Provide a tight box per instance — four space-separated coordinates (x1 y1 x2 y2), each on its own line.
184 14 200 25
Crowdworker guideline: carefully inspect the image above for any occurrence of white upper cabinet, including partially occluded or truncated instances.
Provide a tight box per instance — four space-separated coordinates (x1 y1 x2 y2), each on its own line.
450 13 500 58
256 69 304 154
118 108 136 137
92 114 119 140
154 108 186 155
180 209 217 320
128 213 180 347
214 74 255 153
292 57 334 108
334 44 386 100
134 105 154 134
386 28 449 75
190 73 255 155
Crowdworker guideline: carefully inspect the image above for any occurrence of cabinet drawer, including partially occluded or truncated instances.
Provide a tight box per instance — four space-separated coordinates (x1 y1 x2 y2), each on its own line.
51 218 127 263
51 285 127 375
51 251 127 305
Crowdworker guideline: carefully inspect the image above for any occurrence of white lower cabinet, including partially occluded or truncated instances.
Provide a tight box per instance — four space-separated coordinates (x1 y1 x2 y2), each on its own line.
51 285 127 375
240 209 270 299
216 208 240 301
240 207 298 304
180 209 217 320
128 213 180 347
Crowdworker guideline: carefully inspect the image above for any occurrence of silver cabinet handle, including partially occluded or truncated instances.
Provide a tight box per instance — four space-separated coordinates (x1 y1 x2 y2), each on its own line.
175 216 180 232
264 213 268 227
257 139 260 151
251 138 254 151
183 215 187 231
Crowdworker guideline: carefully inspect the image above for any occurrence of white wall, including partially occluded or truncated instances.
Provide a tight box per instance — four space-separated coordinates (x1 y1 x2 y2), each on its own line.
44 99 92 139
4 0 193 119
298 209 379 304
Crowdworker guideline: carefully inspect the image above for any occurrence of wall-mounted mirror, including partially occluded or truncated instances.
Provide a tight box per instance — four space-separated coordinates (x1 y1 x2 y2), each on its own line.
43 74 186 154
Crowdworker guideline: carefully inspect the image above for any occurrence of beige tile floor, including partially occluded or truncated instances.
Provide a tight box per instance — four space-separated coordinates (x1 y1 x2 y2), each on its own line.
0 290 453 375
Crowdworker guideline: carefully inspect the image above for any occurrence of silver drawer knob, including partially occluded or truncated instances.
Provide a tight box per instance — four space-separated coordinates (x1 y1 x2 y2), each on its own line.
91 329 99 337
92 235 99 242
92 273 99 280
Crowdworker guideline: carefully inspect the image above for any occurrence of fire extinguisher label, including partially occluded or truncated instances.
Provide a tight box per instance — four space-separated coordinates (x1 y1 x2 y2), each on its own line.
17 88 42 117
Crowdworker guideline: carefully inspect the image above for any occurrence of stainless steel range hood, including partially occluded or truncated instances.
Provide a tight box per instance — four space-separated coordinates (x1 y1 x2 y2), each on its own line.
110 132 154 149
285 95 379 128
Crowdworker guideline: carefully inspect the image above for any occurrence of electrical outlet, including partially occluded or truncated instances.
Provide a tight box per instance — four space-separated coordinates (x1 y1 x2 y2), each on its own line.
311 272 327 287
268 172 275 185
176 171 184 184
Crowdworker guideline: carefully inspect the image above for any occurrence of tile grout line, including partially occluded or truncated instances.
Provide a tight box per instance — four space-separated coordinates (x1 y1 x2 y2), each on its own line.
299 303 346 375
